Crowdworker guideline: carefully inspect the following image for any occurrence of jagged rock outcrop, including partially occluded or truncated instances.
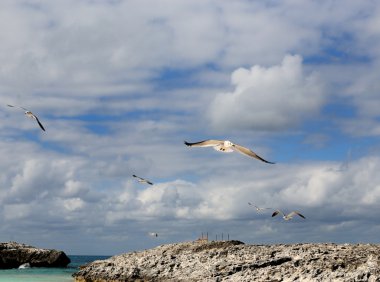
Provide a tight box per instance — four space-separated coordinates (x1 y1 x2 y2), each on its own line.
73 240 380 281
0 241 70 269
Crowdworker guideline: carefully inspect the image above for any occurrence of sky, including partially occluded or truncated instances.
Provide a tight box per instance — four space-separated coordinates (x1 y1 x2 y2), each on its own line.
1 0 380 256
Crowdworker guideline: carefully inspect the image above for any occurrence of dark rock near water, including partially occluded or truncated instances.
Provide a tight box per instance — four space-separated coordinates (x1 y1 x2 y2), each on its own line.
0 241 70 269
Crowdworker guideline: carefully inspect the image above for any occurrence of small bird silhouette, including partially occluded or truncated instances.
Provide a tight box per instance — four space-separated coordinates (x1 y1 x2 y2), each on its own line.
272 210 306 221
133 175 153 185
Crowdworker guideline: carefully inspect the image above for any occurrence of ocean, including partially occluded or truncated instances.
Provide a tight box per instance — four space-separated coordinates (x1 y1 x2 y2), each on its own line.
0 255 110 282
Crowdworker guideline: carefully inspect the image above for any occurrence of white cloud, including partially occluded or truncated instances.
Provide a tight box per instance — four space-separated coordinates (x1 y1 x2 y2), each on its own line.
63 197 85 212
99 156 380 224
2 131 380 253
0 0 373 125
209 55 324 132
0 1 330 104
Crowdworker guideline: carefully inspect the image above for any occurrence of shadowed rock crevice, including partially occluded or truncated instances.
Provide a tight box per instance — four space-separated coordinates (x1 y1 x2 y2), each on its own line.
192 240 244 253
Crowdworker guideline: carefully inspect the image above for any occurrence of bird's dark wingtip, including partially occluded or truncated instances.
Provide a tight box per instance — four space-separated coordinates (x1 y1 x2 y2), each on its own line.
184 141 191 146
39 124 46 131
256 155 275 164
36 118 46 131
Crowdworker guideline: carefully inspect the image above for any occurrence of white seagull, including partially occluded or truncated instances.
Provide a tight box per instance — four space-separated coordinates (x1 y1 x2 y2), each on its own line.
184 139 274 164
133 175 153 185
148 232 158 237
248 202 272 212
7 104 45 131
272 210 306 221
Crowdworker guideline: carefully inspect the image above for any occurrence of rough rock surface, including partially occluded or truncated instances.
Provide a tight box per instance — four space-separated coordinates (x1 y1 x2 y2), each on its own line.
73 240 380 281
0 241 70 269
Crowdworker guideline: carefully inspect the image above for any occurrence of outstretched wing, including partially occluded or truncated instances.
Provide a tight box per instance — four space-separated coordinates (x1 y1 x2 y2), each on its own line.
184 140 223 147
7 104 28 111
272 210 282 217
133 174 144 181
248 202 260 209
232 144 275 164
34 116 46 131
289 211 306 219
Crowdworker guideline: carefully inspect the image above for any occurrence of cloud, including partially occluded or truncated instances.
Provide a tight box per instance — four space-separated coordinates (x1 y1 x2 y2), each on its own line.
2 129 380 254
0 1 326 102
95 155 380 248
0 0 372 122
209 55 324 132
334 60 380 136
99 156 380 224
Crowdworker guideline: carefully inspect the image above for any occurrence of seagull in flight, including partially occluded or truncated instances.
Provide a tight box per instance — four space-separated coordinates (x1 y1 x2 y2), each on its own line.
272 210 306 221
7 104 45 131
148 232 158 237
133 175 153 185
248 202 272 212
184 139 274 164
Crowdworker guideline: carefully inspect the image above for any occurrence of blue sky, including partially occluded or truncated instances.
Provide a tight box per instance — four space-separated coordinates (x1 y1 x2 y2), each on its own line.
1 0 380 255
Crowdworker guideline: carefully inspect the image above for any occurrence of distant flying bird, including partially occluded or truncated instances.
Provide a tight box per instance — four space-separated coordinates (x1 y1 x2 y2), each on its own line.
7 104 45 131
148 232 158 237
248 202 272 212
133 175 153 185
272 210 306 221
184 139 274 164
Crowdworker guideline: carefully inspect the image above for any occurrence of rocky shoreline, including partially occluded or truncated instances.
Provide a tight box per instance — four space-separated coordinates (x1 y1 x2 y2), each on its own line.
73 240 380 281
0 241 70 269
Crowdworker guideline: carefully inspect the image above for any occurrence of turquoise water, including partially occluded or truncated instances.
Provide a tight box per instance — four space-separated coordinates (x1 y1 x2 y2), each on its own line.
0 255 110 282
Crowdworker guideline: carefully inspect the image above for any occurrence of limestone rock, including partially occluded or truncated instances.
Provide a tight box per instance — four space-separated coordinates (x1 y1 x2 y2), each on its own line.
73 240 380 281
0 241 70 269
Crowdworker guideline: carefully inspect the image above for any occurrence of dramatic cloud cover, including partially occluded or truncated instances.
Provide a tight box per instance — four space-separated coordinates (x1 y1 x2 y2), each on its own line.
1 0 380 255
209 55 324 131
